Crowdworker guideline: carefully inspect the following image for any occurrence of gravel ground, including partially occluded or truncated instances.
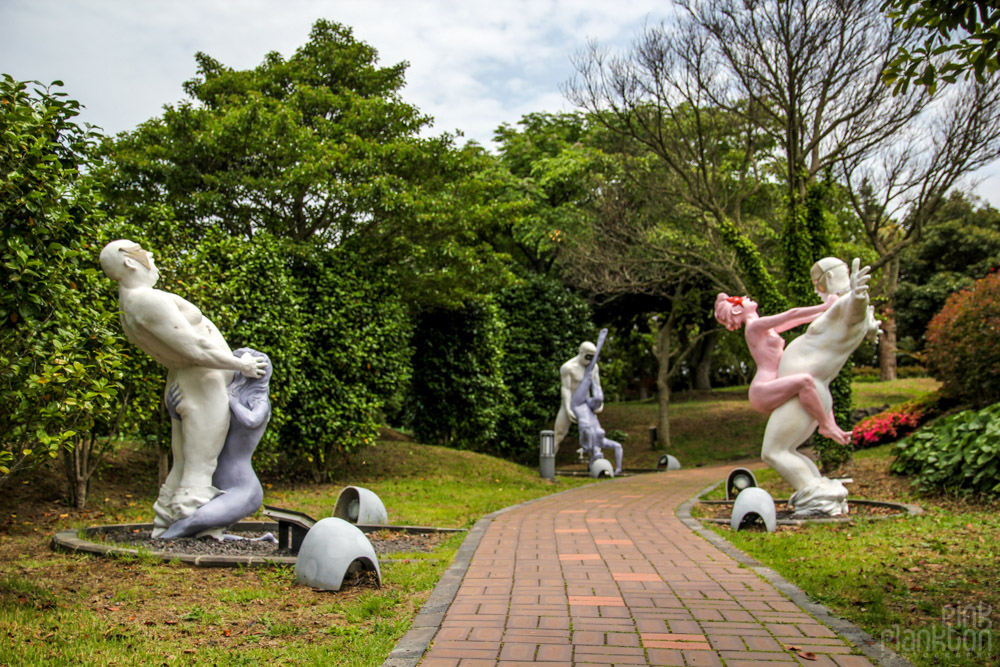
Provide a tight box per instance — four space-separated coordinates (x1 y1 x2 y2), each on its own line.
98 526 451 557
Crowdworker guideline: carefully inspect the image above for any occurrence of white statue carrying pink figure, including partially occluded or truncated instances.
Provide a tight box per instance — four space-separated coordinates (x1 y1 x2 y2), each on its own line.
716 257 879 516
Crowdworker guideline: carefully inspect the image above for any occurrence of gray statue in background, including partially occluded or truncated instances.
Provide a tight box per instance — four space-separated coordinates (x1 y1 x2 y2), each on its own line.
159 349 272 539
554 341 603 453
571 329 623 475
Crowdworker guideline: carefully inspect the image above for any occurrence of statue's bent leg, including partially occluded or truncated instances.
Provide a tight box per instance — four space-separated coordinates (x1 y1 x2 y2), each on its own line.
760 398 821 491
751 375 850 445
171 368 230 518
603 438 623 474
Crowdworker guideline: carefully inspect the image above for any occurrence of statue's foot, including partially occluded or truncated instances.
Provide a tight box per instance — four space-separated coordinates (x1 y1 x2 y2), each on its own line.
789 477 849 517
818 424 852 446
151 484 177 538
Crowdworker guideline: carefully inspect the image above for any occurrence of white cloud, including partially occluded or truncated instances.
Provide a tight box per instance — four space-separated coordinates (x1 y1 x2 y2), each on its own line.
2 0 996 207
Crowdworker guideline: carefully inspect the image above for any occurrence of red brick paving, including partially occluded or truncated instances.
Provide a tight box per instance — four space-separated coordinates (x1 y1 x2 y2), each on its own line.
420 465 877 666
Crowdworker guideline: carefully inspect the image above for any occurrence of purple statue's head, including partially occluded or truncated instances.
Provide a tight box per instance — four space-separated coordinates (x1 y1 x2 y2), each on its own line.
230 348 272 404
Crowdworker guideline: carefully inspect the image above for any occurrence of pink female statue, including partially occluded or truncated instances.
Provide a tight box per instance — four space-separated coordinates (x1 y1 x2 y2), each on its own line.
716 258 879 516
714 294 850 445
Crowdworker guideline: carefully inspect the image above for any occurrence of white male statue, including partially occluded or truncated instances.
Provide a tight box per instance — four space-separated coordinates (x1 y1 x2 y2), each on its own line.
100 240 267 536
716 257 879 516
553 340 603 454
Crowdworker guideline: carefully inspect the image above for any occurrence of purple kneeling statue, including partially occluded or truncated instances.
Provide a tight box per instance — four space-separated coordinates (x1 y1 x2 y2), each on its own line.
159 348 271 540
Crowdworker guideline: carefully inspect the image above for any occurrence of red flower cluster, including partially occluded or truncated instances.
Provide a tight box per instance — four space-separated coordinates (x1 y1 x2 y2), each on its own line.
853 402 927 449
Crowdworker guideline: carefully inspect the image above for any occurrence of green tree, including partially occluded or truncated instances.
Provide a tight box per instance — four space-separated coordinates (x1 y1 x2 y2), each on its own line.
100 19 508 309
407 299 507 450
882 0 1000 93
895 192 1000 343
0 76 126 497
492 112 612 275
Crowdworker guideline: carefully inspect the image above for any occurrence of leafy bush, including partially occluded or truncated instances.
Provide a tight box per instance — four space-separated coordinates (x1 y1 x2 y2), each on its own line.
925 270 1000 408
0 76 127 489
279 240 410 480
492 274 592 462
853 393 939 449
407 299 507 450
891 402 1000 496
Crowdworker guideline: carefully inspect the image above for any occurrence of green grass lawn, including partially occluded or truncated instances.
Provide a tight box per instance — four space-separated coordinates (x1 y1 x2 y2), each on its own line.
711 448 1000 667
2 376 974 666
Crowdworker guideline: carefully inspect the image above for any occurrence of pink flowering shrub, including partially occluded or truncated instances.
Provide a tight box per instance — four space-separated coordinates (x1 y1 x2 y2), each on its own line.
852 394 938 449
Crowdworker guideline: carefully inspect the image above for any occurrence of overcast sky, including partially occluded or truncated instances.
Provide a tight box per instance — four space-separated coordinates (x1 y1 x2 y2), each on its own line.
2 0 997 206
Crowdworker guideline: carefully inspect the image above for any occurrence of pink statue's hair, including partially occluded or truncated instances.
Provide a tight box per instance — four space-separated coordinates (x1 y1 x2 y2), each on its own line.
715 292 747 331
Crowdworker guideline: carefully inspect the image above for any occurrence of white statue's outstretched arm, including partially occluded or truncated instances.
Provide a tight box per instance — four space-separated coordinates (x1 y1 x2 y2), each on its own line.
132 292 266 377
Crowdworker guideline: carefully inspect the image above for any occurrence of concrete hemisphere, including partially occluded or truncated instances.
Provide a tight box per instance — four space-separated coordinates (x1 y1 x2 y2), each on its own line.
590 458 615 478
295 517 381 591
730 486 777 533
334 486 389 525
725 467 759 500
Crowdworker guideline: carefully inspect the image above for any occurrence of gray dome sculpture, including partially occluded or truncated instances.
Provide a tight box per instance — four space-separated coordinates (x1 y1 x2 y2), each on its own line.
730 487 777 533
333 486 389 525
295 518 381 591
725 467 758 500
656 454 682 471
590 458 614 478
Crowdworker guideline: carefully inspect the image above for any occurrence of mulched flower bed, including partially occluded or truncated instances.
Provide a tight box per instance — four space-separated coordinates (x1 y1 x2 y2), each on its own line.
97 526 451 557
697 498 909 525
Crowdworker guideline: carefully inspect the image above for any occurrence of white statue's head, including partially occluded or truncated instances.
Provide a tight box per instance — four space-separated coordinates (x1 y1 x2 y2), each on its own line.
100 239 159 286
578 341 597 363
811 257 850 297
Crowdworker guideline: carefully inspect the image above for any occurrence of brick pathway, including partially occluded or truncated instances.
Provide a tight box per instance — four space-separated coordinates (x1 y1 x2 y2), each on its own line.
415 465 881 667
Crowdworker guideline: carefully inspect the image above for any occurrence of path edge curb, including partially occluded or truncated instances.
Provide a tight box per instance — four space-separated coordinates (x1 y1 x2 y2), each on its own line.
381 478 617 666
676 482 916 667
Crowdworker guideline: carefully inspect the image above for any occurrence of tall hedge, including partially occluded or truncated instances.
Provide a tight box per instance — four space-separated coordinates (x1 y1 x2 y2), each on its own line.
493 274 593 462
280 240 410 480
925 270 1000 408
406 274 594 462
407 298 507 450
1 77 126 486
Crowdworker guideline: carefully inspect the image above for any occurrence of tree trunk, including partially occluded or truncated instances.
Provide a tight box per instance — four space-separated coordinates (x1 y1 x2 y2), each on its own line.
62 434 92 510
158 447 170 487
693 330 717 391
878 313 898 381
654 317 672 451
879 256 900 381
